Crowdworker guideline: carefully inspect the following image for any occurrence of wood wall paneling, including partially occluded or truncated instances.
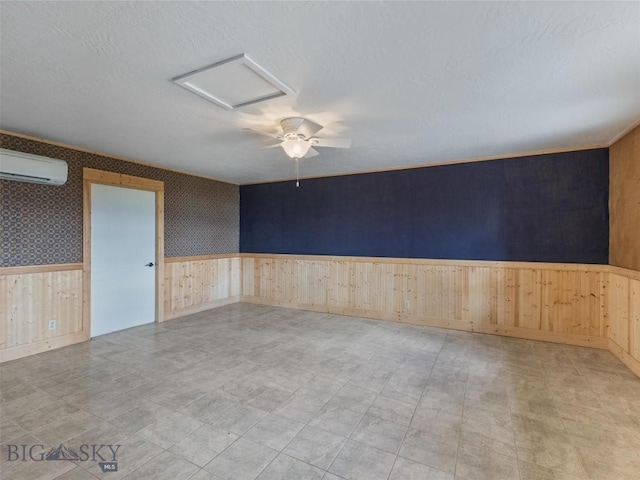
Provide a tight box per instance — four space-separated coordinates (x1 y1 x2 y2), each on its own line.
0 266 83 362
163 256 241 320
0 256 241 362
630 278 640 361
608 273 630 351
607 269 640 377
2 255 639 378
239 254 640 377
0 275 6 350
610 125 640 271
240 255 610 349
609 119 640 373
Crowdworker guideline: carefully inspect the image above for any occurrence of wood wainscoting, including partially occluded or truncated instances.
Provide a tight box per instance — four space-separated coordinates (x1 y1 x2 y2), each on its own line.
164 255 241 320
241 255 612 348
607 266 640 376
0 264 84 363
0 255 241 362
2 255 638 377
241 254 640 375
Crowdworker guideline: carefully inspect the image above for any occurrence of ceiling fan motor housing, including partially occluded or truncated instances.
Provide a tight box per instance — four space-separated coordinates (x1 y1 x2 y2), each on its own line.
281 117 308 139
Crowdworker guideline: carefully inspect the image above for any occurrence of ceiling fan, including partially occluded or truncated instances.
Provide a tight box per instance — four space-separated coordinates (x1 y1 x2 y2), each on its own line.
244 117 351 186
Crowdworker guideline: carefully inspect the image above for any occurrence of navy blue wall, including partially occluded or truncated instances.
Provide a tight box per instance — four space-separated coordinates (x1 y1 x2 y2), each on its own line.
240 149 609 264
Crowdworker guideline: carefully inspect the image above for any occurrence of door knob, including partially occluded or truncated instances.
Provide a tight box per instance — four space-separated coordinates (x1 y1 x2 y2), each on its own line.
145 262 155 267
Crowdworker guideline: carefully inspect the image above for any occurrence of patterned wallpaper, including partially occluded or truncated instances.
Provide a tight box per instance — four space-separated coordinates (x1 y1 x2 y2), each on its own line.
0 133 239 267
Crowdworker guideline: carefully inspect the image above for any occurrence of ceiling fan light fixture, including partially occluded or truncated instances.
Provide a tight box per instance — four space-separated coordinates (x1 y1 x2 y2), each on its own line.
281 139 311 159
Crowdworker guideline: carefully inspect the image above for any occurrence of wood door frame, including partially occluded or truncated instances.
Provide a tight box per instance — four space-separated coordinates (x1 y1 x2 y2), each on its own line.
82 168 165 340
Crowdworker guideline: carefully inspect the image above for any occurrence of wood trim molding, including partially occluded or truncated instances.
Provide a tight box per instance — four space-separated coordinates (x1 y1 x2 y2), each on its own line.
608 119 640 147
609 339 640 378
83 168 165 340
156 189 165 324
3 257 629 276
240 296 608 349
165 253 240 263
239 253 608 272
609 265 640 281
83 167 164 192
0 263 83 276
0 332 86 363
241 144 610 185
0 129 609 187
164 296 240 321
82 174 91 340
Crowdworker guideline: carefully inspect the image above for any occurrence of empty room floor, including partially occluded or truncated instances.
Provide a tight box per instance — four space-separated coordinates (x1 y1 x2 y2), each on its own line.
1 304 639 480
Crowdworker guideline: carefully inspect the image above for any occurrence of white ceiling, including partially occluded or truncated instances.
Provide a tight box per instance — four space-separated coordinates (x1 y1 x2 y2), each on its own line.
1 1 639 185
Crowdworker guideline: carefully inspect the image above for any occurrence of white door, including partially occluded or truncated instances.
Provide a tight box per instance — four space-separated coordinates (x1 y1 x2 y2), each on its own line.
91 183 156 337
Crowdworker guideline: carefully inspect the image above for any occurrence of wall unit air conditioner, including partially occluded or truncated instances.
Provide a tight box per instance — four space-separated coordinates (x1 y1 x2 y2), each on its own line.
0 148 68 186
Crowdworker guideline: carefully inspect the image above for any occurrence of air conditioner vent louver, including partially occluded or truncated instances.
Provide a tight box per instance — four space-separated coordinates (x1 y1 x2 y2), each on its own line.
0 148 68 186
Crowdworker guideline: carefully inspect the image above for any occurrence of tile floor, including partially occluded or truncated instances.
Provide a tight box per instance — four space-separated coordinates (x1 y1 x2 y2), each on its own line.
1 303 639 480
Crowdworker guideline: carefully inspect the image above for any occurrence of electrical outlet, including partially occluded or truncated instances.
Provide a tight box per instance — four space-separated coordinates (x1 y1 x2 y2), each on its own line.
404 300 410 309
48 320 56 330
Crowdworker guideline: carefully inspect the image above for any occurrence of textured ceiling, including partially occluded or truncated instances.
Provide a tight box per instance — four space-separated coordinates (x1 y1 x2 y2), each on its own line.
1 1 639 184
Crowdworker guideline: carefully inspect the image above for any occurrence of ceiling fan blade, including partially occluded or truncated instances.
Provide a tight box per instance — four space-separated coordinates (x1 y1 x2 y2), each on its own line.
242 127 282 140
304 148 319 158
296 119 323 138
310 137 352 148
261 143 282 149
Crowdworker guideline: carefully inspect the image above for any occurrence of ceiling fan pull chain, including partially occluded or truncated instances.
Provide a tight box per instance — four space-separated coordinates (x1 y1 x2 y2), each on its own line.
295 158 300 187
